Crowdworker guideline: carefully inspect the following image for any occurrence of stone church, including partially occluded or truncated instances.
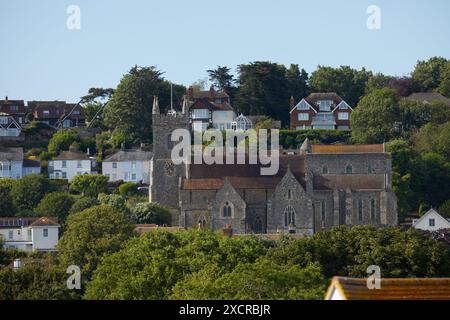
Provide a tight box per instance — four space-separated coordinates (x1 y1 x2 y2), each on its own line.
150 98 397 235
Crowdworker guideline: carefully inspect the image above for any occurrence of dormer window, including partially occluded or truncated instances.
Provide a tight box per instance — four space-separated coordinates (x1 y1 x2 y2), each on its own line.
318 100 332 111
297 100 310 110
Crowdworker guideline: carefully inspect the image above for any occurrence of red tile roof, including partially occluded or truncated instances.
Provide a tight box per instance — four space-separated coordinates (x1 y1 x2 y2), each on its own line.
311 144 384 154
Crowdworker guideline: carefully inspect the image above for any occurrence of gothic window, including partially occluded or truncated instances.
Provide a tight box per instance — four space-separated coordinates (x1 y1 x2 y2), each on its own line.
222 202 232 218
198 216 207 229
368 164 373 174
284 205 296 227
287 189 292 200
345 164 353 174
321 201 326 221
253 216 263 234
370 199 376 220
322 165 329 174
358 199 363 221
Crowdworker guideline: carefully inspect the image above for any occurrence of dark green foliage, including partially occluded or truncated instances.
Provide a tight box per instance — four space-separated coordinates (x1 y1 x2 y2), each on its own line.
118 182 139 197
130 202 171 225
69 197 99 214
11 174 51 212
0 179 16 216
280 130 351 148
412 56 448 92
47 130 80 153
35 192 75 223
69 174 108 197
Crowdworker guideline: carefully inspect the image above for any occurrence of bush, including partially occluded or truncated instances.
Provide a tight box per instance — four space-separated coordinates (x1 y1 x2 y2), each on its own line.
48 130 80 154
130 202 171 225
35 192 75 223
118 182 139 197
69 197 99 214
69 174 108 197
279 129 351 149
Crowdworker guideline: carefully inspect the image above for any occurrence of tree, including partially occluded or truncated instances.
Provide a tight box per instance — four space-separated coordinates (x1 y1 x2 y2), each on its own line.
130 202 172 225
439 61 450 97
429 100 450 124
414 122 450 160
285 64 309 102
69 174 108 197
351 88 399 143
58 205 134 279
35 192 75 223
104 66 185 143
118 182 140 197
309 65 372 107
412 56 448 92
439 200 450 218
365 73 392 94
11 174 51 212
69 197 99 214
0 179 16 216
97 193 129 215
388 77 414 97
207 66 236 94
47 130 80 154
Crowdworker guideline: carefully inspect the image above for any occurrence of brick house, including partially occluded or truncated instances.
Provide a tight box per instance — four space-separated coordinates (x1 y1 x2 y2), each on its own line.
0 97 26 125
290 93 352 130
27 101 85 127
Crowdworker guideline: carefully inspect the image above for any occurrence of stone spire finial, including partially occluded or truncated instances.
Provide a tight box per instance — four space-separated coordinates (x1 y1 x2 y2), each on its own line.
299 138 312 154
152 96 159 114
182 95 188 114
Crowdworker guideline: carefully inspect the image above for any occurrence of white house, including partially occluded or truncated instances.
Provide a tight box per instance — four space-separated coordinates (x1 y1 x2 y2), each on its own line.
0 217 60 252
0 113 22 137
48 150 96 181
102 149 153 184
0 147 24 179
412 208 450 232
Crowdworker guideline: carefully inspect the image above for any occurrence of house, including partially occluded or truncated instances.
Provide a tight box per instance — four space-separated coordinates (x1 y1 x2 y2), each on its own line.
185 86 236 131
325 276 450 300
0 147 24 179
405 92 450 106
22 158 41 176
27 100 85 127
0 112 22 137
0 97 26 125
102 149 153 184
151 104 398 235
0 217 60 252
290 93 353 130
48 149 96 181
412 208 450 231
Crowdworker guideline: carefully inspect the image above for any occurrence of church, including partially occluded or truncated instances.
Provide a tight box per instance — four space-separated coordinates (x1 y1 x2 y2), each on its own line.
149 96 398 235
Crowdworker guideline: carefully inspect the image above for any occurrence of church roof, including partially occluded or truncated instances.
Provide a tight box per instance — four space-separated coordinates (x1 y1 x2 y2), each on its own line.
311 144 385 154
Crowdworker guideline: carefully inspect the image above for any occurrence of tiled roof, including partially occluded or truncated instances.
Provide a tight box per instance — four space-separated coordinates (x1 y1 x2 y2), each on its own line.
104 150 153 162
0 147 23 161
189 99 234 111
311 144 384 154
29 217 60 227
305 92 344 112
28 101 84 119
54 151 90 160
313 174 385 190
406 92 450 105
192 90 229 99
0 217 58 228
325 276 450 300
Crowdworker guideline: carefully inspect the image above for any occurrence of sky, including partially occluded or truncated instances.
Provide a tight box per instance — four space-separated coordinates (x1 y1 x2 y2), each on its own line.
1 0 449 102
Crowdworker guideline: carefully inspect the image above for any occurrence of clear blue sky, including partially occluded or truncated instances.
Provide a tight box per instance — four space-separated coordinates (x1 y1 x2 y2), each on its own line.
1 0 449 102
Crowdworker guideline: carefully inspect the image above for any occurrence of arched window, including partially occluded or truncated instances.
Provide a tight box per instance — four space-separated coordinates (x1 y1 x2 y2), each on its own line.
321 201 326 221
345 164 353 174
198 216 207 229
284 205 296 227
368 164 373 174
222 202 232 218
322 165 329 174
253 216 263 234
287 189 292 200
370 199 376 220
358 199 363 221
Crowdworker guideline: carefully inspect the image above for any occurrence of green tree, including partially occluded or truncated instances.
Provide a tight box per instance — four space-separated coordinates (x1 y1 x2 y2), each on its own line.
118 182 139 197
207 66 236 94
414 122 450 160
0 179 16 216
309 65 372 107
365 73 392 94
58 205 134 279
35 192 75 223
97 193 129 215
11 174 51 211
285 64 310 102
351 88 399 143
69 174 108 197
438 200 450 218
429 100 450 124
130 202 172 225
47 130 80 154
439 61 450 96
412 56 448 92
69 197 99 214
104 66 185 143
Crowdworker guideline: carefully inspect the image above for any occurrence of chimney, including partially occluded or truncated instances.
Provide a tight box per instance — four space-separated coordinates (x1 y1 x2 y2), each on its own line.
290 96 295 108
187 86 194 102
5 96 8 101
209 85 215 99
223 224 233 238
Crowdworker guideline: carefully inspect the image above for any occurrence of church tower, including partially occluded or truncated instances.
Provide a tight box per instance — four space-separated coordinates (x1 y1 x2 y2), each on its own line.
150 95 190 210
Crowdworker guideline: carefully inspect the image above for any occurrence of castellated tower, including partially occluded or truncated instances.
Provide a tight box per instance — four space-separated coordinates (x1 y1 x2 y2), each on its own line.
150 96 190 213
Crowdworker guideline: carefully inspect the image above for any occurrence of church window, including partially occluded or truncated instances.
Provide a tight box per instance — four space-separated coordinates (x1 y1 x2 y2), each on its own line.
222 202 232 218
284 205 296 227
345 164 353 174
321 201 326 221
368 164 373 173
370 199 376 220
322 165 329 174
287 189 292 200
254 216 263 234
358 199 363 221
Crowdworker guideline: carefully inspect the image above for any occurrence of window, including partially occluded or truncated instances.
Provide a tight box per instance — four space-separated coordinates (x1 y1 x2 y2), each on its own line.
27 229 32 239
62 160 67 168
112 173 117 180
345 165 353 174
73 110 80 115
298 113 309 121
370 199 376 220
131 173 137 180
284 206 296 227
222 202 232 218
43 229 48 237
124 172 130 180
253 216 263 234
0 116 8 124
112 162 117 169
368 164 373 174
322 165 329 174
358 199 363 221
297 100 310 110
321 201 326 221
43 110 50 116
429 219 435 227
131 162 137 169
287 189 292 200
8 230 13 240
338 112 349 120
62 172 67 179
10 105 19 111
77 160 82 168
318 100 332 111
192 109 209 119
